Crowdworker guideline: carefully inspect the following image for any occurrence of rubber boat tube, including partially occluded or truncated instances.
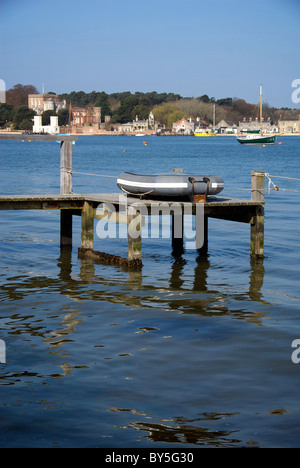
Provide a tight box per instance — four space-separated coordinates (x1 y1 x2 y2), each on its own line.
117 172 224 198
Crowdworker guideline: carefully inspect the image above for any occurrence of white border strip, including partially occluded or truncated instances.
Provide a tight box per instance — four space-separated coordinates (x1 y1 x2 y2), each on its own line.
117 179 188 189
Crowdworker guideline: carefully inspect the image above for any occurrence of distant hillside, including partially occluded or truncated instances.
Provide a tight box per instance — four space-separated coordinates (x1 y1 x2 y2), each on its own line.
59 90 299 126
3 85 300 129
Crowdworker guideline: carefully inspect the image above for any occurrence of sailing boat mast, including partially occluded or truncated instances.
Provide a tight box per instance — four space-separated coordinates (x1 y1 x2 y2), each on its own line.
68 102 72 133
260 84 263 134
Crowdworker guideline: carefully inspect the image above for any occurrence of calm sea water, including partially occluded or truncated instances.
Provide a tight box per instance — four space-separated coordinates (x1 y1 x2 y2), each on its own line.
0 135 299 448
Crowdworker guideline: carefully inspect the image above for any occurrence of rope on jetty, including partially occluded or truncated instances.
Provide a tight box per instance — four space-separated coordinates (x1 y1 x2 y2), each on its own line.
73 171 117 178
265 173 300 194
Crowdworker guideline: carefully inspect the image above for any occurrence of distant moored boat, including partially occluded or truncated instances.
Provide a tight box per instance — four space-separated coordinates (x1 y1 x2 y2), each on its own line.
237 85 276 145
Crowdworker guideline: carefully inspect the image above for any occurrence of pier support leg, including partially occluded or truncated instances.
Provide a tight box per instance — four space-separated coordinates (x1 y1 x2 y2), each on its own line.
251 171 265 259
251 206 265 258
60 141 73 195
197 215 208 255
81 201 94 250
172 213 184 256
60 210 72 247
128 207 142 265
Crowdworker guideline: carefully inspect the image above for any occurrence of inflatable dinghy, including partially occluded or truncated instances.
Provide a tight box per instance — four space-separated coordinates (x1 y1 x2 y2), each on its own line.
117 172 224 199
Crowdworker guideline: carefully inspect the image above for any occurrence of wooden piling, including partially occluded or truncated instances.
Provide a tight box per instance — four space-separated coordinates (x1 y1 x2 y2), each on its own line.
250 171 265 258
81 201 95 250
172 212 184 255
60 211 73 247
60 141 73 195
127 206 142 265
197 215 208 254
60 140 73 247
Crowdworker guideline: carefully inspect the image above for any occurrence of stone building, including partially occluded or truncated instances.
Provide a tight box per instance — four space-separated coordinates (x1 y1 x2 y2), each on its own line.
28 94 66 115
215 120 238 134
118 113 158 134
71 107 101 126
278 115 300 134
238 117 278 133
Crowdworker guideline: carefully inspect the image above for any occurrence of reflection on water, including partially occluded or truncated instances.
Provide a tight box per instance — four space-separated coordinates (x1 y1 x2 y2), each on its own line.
111 408 242 447
0 245 269 338
0 245 270 390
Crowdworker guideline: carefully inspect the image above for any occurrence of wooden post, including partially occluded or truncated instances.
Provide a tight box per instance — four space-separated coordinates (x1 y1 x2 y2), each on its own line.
60 141 73 247
251 171 265 258
60 141 73 195
172 212 184 256
60 211 73 247
197 215 208 254
128 206 142 264
81 201 94 250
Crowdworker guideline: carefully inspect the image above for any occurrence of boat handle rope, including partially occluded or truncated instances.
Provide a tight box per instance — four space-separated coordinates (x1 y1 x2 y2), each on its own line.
120 186 154 198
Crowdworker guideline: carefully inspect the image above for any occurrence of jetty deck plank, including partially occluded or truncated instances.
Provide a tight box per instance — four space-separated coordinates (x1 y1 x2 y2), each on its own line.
0 193 262 212
0 134 78 142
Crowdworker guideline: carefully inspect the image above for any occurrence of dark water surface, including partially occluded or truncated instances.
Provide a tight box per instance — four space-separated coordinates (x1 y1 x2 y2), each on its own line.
0 135 299 448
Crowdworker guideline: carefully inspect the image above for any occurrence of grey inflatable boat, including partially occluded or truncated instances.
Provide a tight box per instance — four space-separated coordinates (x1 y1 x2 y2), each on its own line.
117 172 224 199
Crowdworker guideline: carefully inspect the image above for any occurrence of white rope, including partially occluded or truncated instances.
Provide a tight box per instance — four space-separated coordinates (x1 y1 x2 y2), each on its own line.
267 174 300 181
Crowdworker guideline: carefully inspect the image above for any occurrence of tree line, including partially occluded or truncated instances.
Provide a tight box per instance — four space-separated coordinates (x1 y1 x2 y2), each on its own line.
1 84 299 130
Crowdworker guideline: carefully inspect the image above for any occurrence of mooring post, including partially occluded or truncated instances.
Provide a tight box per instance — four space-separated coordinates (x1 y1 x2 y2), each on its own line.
81 201 95 250
60 211 73 247
127 206 142 264
60 141 73 247
60 141 73 195
251 171 265 258
172 212 184 256
197 215 208 254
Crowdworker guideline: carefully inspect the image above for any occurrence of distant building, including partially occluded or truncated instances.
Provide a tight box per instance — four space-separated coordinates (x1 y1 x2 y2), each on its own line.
172 118 194 135
216 120 238 134
238 117 278 134
278 115 300 134
118 113 159 134
32 115 59 134
72 107 101 126
194 118 210 130
28 94 66 115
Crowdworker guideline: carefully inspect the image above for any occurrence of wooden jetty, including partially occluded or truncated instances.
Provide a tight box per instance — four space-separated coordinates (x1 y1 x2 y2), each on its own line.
0 134 265 268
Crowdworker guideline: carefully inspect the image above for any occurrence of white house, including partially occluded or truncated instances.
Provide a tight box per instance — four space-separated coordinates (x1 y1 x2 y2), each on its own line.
33 115 60 134
215 120 238 134
172 118 194 135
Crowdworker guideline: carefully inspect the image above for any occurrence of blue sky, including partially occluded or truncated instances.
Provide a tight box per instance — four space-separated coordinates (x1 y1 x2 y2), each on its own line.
0 0 299 108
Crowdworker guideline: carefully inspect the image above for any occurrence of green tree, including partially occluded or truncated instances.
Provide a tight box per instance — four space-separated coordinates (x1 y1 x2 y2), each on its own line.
152 103 186 128
58 108 70 126
0 103 15 127
19 119 33 131
112 95 139 123
131 104 150 121
42 110 56 125
13 106 36 129
94 92 112 118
